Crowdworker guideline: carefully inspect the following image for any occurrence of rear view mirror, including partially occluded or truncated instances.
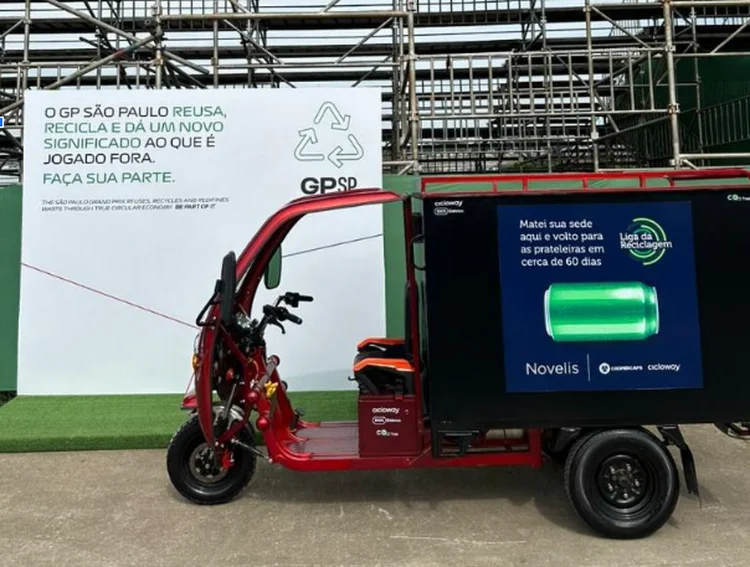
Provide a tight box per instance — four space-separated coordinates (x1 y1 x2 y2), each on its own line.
264 246 282 290
219 251 236 325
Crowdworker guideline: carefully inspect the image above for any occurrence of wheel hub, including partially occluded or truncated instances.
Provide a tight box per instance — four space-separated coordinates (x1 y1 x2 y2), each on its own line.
189 443 230 484
597 455 646 507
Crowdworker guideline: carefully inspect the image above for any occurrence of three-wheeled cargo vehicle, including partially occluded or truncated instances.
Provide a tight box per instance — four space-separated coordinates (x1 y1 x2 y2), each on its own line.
167 169 750 539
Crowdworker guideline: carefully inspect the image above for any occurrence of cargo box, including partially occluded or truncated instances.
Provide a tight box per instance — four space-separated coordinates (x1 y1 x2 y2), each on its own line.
421 186 750 431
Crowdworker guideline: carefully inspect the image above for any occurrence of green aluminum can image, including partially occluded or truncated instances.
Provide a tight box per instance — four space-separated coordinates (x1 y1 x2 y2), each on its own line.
543 282 659 342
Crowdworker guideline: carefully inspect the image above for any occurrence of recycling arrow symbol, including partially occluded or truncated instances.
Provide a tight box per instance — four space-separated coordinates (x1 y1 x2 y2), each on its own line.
294 128 323 162
314 101 351 131
294 101 365 168
327 135 364 168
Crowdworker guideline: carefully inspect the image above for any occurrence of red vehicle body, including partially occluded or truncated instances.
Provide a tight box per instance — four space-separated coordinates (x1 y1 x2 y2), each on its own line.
167 168 750 540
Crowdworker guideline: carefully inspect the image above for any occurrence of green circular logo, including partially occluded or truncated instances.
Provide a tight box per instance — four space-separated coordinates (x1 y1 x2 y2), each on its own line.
624 217 669 266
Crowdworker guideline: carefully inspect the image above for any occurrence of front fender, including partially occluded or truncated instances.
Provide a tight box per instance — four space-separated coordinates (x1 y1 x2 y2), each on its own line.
196 326 218 447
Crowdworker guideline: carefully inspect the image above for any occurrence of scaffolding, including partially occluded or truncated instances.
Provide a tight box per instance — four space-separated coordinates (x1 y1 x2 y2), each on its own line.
0 0 749 180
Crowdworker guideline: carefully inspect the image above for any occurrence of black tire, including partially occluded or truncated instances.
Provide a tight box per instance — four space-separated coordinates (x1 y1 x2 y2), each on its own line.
166 414 257 505
564 428 679 539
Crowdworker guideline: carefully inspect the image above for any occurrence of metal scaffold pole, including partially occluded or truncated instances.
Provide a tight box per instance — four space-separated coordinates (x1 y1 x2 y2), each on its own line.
585 0 600 171
690 7 705 164
406 1 419 170
0 0 749 179
153 1 164 89
159 10 409 22
390 1 402 167
22 0 30 94
0 33 156 117
662 0 682 168
213 0 220 88
17 0 31 179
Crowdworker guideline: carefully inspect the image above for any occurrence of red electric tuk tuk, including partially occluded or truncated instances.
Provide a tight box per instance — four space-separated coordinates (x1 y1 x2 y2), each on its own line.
167 169 750 540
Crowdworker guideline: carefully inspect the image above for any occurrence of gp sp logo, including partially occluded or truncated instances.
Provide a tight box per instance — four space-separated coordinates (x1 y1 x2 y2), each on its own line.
299 176 358 195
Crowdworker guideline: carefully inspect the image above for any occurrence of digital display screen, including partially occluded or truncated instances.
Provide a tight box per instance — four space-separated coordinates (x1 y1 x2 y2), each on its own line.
496 201 704 393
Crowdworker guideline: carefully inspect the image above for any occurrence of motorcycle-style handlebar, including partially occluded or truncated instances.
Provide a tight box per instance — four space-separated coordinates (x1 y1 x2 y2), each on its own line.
283 311 303 325
267 305 303 325
282 292 314 308
255 292 312 335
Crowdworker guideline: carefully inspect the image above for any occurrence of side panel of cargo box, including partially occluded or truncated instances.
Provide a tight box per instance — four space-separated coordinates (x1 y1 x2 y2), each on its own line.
421 188 750 431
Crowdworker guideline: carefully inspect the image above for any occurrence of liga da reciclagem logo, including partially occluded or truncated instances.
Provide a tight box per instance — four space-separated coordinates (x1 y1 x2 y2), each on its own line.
620 217 673 266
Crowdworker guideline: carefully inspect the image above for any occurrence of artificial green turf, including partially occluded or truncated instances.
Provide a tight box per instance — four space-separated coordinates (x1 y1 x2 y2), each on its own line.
0 391 357 453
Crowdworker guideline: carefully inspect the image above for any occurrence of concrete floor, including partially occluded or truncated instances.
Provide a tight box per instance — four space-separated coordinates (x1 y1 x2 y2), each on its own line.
1 425 749 567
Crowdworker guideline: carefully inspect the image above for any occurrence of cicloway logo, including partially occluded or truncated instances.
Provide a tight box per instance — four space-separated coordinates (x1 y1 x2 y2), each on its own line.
372 407 400 414
619 217 672 265
433 200 464 216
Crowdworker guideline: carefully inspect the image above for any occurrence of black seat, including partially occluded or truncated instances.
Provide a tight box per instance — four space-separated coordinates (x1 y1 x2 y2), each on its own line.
352 350 414 395
356 340 407 358
351 282 416 395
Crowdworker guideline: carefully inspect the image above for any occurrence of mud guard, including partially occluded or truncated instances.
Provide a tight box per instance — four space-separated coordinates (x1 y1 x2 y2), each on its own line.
657 425 700 502
548 427 582 455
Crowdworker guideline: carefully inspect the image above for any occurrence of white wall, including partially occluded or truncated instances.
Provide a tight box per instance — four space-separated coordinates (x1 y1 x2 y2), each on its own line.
18 88 384 395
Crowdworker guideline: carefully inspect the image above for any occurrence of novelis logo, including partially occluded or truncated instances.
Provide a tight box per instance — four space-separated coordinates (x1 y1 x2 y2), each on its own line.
525 361 580 376
619 217 672 265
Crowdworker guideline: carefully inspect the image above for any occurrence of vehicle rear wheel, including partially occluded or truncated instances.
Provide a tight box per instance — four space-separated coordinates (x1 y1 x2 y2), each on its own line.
166 414 257 505
564 428 679 539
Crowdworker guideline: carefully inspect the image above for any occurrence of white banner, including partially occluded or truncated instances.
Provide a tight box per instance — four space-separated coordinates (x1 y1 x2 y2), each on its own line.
19 88 384 395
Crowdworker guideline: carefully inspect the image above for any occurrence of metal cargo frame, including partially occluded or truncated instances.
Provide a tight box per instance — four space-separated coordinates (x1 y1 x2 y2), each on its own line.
0 0 749 180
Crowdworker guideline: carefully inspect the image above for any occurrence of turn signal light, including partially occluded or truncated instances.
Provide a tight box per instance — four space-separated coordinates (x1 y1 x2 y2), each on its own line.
265 382 278 398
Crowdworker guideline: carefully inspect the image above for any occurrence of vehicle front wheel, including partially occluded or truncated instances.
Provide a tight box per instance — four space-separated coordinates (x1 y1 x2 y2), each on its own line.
564 428 679 539
166 414 257 505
